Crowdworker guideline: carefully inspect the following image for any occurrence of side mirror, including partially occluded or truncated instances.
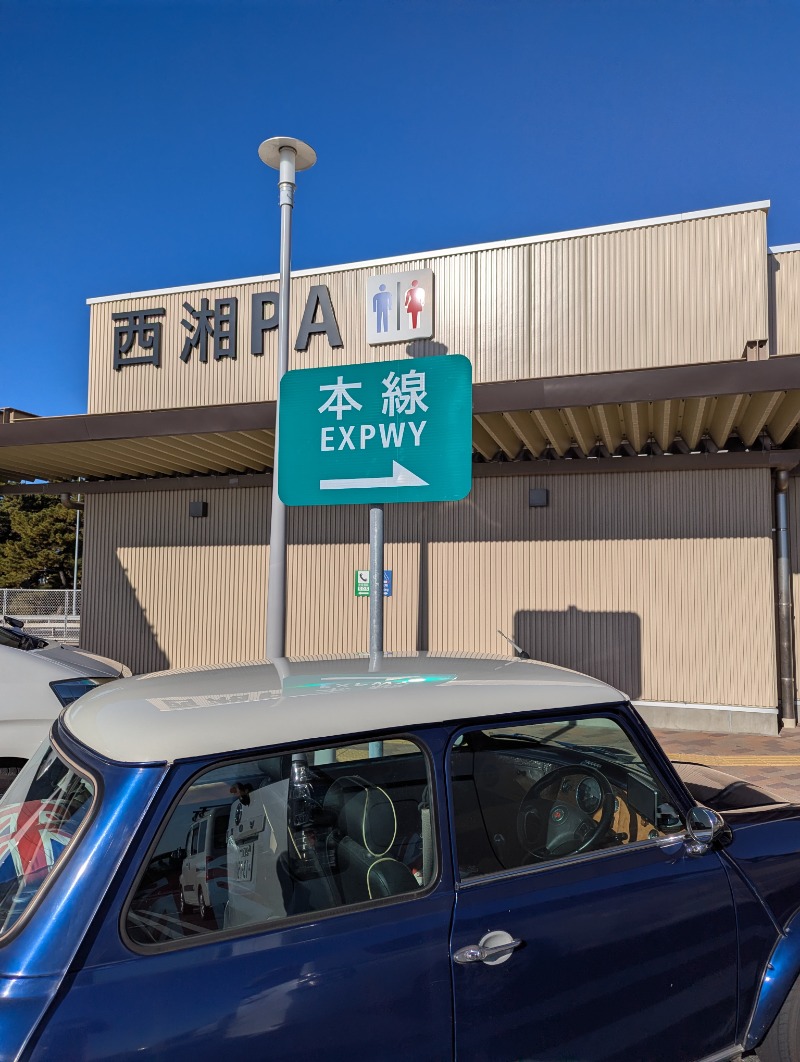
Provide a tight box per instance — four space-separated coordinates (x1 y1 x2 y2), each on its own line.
685 805 731 856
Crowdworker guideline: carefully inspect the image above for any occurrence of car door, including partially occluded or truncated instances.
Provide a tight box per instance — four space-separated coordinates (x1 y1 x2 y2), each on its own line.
33 732 455 1061
447 711 739 1062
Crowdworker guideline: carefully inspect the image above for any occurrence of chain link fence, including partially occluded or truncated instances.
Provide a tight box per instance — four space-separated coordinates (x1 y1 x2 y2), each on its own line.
0 589 81 643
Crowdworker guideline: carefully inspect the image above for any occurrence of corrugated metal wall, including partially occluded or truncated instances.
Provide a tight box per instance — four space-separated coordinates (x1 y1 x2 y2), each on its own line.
770 249 800 355
785 477 800 697
82 468 777 709
88 208 768 414
81 488 271 675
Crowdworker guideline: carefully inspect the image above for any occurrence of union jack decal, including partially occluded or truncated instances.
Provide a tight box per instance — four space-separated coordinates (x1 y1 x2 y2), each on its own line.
0 799 75 883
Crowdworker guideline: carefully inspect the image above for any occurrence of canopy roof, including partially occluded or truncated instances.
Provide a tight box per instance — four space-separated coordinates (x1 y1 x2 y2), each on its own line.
3 358 800 487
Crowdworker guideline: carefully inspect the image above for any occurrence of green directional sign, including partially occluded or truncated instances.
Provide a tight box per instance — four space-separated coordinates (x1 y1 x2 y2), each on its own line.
277 354 472 506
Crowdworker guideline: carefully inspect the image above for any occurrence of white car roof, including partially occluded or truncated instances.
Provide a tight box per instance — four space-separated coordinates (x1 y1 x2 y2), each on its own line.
0 641 102 683
33 643 129 678
62 653 625 765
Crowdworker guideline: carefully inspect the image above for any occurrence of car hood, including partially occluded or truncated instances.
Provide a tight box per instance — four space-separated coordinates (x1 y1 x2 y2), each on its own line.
31 644 130 679
672 760 788 812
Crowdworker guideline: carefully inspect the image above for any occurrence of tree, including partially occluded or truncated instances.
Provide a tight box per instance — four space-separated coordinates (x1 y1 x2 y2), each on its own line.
0 496 82 588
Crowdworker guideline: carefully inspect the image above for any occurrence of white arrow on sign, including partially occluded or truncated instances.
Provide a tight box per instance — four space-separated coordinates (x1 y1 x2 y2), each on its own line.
320 460 429 491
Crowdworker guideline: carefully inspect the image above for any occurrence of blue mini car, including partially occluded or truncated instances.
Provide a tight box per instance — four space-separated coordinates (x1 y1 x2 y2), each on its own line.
0 653 799 1061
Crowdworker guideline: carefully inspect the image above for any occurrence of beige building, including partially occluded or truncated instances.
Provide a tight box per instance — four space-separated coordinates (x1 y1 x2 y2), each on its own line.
3 200 800 735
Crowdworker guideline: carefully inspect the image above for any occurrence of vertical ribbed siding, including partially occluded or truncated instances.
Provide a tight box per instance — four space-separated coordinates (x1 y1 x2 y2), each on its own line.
82 488 271 673
419 470 775 707
529 210 767 377
87 254 479 415
82 469 776 709
284 504 425 656
88 208 768 414
770 250 800 356
476 245 532 382
786 476 800 697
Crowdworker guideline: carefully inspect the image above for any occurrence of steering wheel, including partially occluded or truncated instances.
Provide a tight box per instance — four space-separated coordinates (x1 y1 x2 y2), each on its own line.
517 764 616 862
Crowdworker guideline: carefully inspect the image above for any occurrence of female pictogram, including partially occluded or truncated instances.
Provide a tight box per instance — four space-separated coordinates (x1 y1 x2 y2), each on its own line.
404 280 425 329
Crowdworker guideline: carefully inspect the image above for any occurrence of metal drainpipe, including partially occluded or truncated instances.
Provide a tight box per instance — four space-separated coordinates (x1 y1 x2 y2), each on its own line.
775 470 798 728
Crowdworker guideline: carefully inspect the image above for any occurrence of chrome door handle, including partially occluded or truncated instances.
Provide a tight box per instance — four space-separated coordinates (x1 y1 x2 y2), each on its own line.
454 931 522 966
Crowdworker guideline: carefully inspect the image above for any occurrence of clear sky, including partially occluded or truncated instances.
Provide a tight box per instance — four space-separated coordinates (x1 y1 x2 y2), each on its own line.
2 0 800 417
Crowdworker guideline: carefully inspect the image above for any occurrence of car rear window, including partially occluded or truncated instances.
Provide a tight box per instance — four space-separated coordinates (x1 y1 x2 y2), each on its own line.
0 626 48 650
50 675 115 707
0 743 95 936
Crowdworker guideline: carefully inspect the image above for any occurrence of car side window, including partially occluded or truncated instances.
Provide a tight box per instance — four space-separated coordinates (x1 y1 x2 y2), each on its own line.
450 716 681 880
126 737 433 948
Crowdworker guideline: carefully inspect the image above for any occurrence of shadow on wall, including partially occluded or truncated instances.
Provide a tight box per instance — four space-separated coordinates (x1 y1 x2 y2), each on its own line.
405 339 450 358
416 519 429 652
514 606 642 700
289 469 772 547
81 553 169 676
768 254 780 357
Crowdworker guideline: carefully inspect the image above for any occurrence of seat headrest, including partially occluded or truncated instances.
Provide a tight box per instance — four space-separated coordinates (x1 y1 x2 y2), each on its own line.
325 776 397 856
367 857 418 900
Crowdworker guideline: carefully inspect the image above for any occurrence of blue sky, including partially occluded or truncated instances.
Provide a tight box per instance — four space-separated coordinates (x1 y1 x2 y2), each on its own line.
2 0 800 417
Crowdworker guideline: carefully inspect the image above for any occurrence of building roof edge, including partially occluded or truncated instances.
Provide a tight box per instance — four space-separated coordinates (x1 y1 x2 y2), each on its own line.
87 200 772 305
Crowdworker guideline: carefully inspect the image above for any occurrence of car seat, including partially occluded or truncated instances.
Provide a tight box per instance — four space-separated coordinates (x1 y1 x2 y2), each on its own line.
324 776 419 904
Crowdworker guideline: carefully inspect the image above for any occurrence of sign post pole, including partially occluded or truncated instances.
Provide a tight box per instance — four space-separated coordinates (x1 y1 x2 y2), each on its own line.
368 504 384 671
258 136 316 660
368 502 386 755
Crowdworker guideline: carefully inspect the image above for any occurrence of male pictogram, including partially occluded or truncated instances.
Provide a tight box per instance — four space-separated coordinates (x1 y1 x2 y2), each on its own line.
372 283 392 334
404 279 425 329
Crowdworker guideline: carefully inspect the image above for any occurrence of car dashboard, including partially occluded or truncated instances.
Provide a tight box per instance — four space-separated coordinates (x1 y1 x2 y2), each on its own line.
450 741 677 879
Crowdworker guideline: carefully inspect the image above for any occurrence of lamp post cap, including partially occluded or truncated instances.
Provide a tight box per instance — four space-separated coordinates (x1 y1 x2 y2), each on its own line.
258 137 317 171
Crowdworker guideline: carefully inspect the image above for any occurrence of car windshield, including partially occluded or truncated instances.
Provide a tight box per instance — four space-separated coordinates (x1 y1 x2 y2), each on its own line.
0 743 95 936
488 719 651 772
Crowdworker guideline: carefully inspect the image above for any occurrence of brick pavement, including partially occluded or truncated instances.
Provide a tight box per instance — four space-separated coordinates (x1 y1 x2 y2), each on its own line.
652 727 800 804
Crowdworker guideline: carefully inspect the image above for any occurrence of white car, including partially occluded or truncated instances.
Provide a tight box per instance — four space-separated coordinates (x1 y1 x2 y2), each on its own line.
0 637 130 792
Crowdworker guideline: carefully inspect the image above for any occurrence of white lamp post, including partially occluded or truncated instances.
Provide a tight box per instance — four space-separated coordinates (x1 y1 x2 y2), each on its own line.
259 136 317 660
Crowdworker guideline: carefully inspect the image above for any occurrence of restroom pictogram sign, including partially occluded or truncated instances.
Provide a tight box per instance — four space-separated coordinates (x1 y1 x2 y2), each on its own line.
366 269 434 345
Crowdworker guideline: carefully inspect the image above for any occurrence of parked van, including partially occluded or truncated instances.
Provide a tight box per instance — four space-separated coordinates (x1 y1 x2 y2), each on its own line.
178 806 229 920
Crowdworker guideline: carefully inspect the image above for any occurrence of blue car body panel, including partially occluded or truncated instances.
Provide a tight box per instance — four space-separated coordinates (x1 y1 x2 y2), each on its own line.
0 747 164 1062
451 831 738 1061
33 894 455 1061
715 811 800 1050
26 732 456 1061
